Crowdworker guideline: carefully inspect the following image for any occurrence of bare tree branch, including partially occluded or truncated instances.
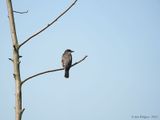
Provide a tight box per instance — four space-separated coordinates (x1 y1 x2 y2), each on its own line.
20 108 25 120
8 58 13 62
20 108 25 115
19 0 78 49
21 55 87 85
13 10 28 14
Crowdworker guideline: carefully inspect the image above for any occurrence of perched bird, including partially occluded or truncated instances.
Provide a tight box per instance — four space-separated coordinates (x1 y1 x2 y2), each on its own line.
62 49 74 78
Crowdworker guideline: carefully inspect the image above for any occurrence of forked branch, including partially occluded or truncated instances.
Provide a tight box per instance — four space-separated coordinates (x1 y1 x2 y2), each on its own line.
19 0 78 48
21 55 87 85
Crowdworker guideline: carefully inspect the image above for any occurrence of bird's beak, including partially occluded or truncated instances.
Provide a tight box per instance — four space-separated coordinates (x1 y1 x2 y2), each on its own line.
71 50 74 53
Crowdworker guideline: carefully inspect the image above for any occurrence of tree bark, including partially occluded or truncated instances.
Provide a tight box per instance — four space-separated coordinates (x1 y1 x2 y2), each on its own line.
6 0 23 120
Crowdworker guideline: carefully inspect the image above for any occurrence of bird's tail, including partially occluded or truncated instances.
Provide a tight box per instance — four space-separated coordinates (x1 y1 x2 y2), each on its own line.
65 70 69 78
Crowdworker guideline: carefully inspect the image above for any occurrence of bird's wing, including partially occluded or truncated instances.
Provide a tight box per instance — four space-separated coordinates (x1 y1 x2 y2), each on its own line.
62 53 72 69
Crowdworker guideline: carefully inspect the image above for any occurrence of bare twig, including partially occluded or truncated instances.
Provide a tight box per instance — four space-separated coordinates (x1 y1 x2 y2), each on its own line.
13 10 28 14
21 55 87 85
20 108 25 120
13 45 18 52
19 0 78 48
13 74 16 79
19 55 23 58
8 58 13 62
21 108 25 114
71 55 87 66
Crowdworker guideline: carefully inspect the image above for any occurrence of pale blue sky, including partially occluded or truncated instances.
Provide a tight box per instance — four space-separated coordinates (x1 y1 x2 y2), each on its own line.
0 0 160 120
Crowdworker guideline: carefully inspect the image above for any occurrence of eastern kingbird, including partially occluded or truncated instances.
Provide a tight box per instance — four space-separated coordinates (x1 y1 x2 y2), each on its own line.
62 49 74 78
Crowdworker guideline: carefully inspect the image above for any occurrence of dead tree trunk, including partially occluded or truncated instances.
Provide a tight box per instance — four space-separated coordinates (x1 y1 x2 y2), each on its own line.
6 0 23 120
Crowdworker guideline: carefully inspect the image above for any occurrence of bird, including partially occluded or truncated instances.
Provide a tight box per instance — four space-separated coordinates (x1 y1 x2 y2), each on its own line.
62 49 74 78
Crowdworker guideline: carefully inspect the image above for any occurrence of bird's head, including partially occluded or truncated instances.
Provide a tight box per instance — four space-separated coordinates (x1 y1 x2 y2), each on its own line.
65 49 74 53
